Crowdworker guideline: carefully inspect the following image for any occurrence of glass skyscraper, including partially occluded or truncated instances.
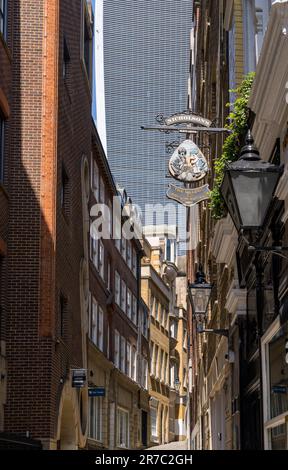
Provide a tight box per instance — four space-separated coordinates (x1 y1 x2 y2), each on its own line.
97 0 192 234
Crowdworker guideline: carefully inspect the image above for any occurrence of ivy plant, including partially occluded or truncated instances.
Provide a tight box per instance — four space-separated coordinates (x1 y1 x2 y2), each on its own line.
209 72 255 220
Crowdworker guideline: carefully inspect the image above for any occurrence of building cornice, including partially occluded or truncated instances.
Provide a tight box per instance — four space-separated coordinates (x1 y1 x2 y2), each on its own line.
225 281 247 327
249 1 288 161
141 265 171 299
211 215 238 266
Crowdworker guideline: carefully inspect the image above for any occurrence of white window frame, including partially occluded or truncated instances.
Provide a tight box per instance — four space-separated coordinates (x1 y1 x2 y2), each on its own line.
155 299 159 321
120 336 126 372
0 0 7 40
121 280 127 312
114 330 120 368
144 358 148 389
91 297 98 345
132 295 137 325
150 342 155 376
150 405 158 441
90 222 99 269
89 396 103 442
150 295 155 317
154 345 159 379
127 288 132 319
99 239 104 278
165 353 169 384
131 347 137 381
107 259 111 291
261 316 288 449
108 200 113 238
117 407 129 449
126 342 131 377
115 271 120 306
132 247 137 277
98 307 104 352
159 349 164 381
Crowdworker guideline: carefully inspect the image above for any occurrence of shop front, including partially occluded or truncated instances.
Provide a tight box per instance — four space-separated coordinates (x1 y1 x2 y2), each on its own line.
262 310 288 449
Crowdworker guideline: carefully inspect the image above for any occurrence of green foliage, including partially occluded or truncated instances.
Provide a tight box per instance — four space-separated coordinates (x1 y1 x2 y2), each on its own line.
209 72 255 219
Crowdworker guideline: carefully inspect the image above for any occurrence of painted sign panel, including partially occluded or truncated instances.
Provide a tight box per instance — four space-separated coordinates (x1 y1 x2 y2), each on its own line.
165 114 212 128
166 183 210 207
88 387 105 397
169 140 208 182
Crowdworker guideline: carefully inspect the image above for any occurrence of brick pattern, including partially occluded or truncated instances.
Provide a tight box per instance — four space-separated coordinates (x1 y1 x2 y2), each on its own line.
4 0 92 442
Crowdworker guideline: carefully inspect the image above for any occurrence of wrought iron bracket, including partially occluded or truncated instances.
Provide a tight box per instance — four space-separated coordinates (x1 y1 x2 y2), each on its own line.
248 245 288 261
197 327 229 337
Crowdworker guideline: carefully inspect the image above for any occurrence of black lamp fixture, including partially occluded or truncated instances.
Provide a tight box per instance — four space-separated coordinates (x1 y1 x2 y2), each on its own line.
221 131 284 236
188 266 213 326
188 268 229 337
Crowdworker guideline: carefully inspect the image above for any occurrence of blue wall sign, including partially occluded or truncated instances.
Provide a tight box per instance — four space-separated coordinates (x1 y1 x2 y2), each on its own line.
89 387 105 397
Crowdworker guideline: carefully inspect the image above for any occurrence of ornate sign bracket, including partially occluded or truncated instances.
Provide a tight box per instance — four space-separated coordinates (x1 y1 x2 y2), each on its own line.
141 110 227 207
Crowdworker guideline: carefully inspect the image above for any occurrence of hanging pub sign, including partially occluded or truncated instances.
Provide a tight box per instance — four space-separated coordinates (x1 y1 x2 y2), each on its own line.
169 139 209 183
166 183 210 207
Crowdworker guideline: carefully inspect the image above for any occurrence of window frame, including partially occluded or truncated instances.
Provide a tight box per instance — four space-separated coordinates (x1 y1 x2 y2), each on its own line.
115 271 120 305
117 407 129 449
261 316 288 449
99 239 105 279
121 279 127 312
0 0 7 40
120 336 126 372
89 395 103 442
132 295 137 325
91 297 98 345
98 306 104 352
127 288 132 319
114 330 120 368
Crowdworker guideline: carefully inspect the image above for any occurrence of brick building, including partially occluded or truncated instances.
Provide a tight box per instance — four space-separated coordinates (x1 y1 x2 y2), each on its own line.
0 0 11 434
188 0 278 450
141 227 188 446
0 0 94 448
87 126 149 450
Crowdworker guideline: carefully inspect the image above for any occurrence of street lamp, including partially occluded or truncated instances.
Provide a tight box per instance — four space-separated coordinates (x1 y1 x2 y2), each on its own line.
188 266 213 327
188 268 229 337
220 130 285 448
221 130 283 235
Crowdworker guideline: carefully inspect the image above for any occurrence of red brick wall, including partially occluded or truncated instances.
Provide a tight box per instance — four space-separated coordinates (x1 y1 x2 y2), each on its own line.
0 0 12 347
4 0 92 441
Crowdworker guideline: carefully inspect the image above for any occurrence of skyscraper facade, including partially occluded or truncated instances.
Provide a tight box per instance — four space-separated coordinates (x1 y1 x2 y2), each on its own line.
97 0 192 230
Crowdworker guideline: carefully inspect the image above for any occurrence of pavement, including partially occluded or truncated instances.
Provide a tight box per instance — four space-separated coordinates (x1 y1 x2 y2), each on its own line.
147 440 188 450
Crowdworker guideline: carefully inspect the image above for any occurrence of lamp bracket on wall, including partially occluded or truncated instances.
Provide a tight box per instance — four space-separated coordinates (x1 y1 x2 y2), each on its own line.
197 327 229 338
248 245 288 261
